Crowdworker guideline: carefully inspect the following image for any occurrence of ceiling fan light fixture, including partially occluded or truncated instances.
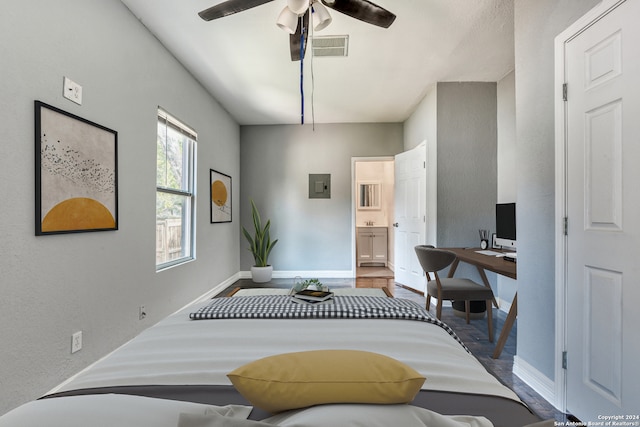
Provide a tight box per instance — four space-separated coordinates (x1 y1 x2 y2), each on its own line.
287 0 309 15
276 6 299 34
311 1 331 31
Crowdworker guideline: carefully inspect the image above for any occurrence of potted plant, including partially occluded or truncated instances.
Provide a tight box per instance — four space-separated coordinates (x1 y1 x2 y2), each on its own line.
293 278 325 292
242 199 278 283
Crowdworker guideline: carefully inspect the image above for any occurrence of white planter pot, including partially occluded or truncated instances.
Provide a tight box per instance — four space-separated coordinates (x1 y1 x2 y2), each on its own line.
251 265 273 283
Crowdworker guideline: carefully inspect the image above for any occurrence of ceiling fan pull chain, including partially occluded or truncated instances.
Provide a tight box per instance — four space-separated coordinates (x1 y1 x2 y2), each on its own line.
310 5 316 130
299 16 306 125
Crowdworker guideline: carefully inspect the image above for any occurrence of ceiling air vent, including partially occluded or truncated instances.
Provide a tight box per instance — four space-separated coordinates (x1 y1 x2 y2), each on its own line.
312 35 349 57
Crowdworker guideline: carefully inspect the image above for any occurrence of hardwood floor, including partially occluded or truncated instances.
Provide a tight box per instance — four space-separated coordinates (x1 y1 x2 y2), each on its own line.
355 266 395 294
220 269 571 423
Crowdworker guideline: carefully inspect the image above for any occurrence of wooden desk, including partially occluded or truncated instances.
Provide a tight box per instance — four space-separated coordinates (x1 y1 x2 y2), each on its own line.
442 248 517 359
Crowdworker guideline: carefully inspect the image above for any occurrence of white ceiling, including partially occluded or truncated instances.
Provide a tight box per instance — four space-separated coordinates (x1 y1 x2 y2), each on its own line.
120 0 514 125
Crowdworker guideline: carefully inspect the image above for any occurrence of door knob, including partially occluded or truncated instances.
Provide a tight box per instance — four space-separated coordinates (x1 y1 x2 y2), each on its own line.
393 223 399 227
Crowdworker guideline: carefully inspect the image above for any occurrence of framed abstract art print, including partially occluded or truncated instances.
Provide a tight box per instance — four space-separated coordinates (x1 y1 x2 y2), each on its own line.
210 169 231 223
35 101 118 235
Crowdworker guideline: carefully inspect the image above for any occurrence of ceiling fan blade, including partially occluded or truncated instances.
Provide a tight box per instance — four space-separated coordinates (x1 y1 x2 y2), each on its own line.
199 0 274 21
289 10 310 61
321 0 395 28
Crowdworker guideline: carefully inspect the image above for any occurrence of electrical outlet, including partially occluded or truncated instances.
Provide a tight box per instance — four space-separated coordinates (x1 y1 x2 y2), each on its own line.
63 77 83 105
139 306 146 320
71 331 82 353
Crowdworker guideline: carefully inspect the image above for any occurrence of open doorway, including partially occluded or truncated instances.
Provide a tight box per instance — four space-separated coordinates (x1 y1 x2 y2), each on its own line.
352 157 395 294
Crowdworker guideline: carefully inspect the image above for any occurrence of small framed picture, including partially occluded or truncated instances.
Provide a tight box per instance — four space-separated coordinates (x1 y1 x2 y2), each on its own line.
210 169 231 223
491 233 500 249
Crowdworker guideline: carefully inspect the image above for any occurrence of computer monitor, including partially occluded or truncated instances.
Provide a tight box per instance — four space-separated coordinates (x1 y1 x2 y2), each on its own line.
495 202 516 250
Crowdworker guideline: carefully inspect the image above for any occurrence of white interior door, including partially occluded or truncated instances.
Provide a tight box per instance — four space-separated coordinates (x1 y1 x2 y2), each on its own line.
563 0 640 420
393 143 427 292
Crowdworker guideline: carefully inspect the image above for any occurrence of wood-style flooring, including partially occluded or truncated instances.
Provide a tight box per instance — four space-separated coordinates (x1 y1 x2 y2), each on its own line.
220 267 571 423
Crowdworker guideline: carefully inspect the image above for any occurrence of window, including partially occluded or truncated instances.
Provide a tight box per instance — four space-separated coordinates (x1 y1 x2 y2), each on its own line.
156 108 196 269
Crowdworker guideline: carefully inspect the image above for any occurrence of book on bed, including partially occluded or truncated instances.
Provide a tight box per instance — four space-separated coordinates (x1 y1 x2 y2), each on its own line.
291 289 334 302
290 297 334 305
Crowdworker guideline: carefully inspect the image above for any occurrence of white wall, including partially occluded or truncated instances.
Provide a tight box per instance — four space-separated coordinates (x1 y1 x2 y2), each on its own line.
0 1 240 415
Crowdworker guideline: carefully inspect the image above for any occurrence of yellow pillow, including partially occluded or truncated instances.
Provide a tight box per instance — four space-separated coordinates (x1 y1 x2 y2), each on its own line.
227 349 426 413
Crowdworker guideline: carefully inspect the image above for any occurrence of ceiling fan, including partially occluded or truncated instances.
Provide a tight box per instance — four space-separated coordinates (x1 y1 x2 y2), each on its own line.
198 0 396 61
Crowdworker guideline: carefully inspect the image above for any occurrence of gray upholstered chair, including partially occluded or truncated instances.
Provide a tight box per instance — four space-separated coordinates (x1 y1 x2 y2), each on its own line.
414 245 494 342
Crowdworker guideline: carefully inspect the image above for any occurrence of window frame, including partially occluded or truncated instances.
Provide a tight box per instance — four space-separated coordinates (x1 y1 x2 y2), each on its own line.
155 108 197 271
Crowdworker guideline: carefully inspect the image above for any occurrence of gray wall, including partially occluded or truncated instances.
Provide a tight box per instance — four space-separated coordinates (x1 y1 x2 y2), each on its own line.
404 77 517 309
0 1 240 414
513 0 600 380
405 82 501 250
437 82 497 248
435 82 498 283
404 84 438 152
497 71 517 204
240 123 403 272
404 85 438 245
497 71 517 305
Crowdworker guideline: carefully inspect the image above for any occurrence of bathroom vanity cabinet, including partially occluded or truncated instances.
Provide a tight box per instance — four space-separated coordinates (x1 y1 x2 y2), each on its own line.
356 227 388 267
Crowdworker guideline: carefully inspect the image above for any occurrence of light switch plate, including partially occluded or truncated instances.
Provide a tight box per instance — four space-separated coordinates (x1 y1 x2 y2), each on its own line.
63 77 83 105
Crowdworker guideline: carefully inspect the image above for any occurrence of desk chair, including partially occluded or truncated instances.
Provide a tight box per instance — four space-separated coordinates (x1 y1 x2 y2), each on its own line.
414 245 494 342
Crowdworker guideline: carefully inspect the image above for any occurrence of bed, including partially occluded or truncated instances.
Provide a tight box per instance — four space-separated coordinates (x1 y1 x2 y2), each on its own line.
0 293 551 427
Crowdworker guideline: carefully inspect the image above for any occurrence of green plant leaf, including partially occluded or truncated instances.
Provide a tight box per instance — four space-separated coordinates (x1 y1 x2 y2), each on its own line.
242 199 278 267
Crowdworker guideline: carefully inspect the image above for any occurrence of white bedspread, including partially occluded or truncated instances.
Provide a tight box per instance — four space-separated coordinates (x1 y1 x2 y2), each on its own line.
51 298 519 403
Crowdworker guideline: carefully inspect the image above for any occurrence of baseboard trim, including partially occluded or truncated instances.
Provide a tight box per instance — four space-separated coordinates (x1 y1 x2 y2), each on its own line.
395 283 425 296
513 356 560 411
191 273 242 302
497 297 512 314
239 270 354 280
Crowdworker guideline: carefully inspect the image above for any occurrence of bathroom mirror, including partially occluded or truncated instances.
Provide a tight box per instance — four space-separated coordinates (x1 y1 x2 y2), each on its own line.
358 182 381 210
